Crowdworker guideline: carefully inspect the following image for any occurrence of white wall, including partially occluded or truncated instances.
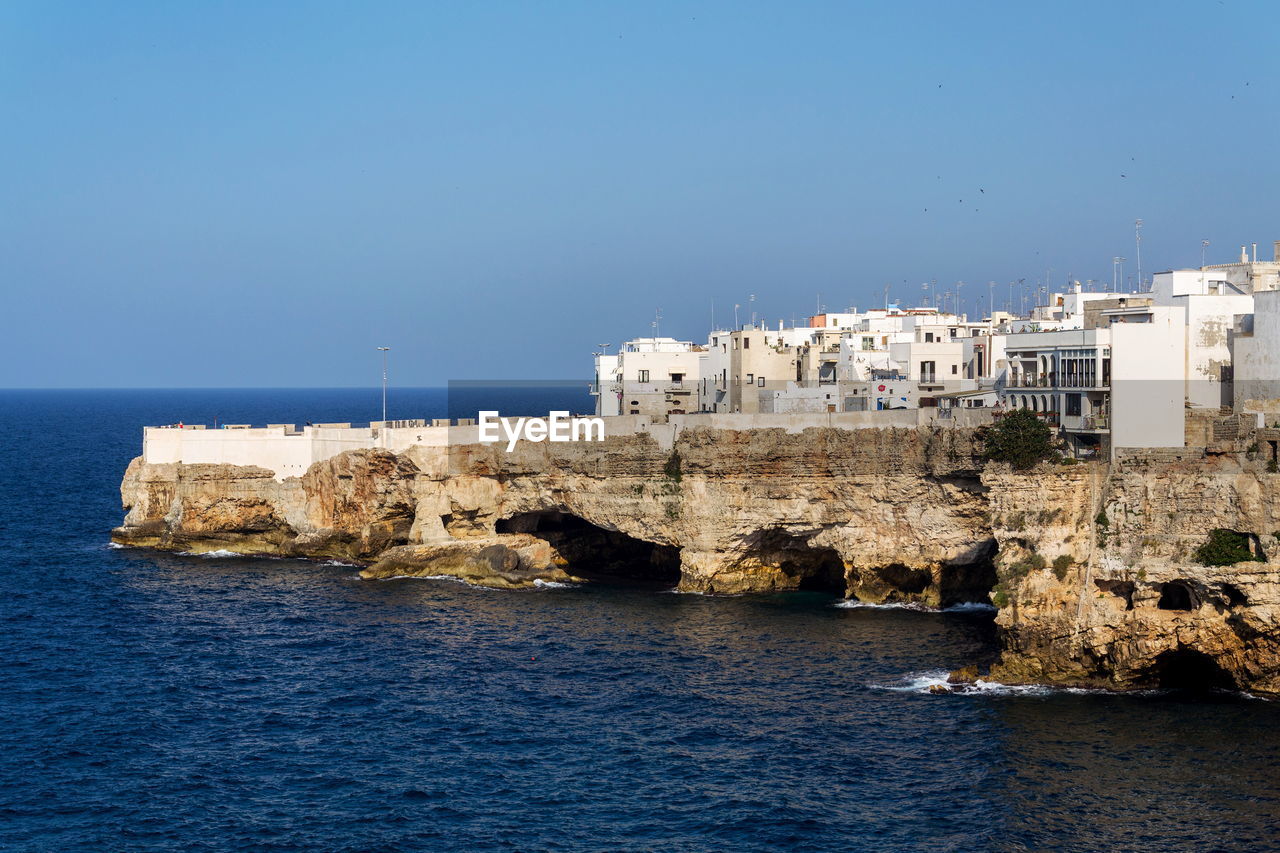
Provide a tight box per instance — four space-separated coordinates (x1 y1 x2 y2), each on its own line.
143 426 352 479
1179 293 1252 409
1110 307 1186 453
141 407 998 478
1235 289 1280 405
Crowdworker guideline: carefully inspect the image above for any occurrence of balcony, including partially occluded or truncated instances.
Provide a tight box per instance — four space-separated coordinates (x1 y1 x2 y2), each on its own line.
1061 413 1110 432
1007 373 1109 390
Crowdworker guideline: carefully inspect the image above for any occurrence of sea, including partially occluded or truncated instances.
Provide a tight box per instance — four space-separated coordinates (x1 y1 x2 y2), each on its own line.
2 388 1279 852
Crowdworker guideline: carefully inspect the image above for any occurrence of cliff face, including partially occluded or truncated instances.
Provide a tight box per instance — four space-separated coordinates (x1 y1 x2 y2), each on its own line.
987 453 1280 694
115 426 995 604
113 426 1280 694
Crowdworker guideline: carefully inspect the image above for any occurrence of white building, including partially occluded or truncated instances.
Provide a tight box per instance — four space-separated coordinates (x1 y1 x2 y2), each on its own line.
1232 289 1280 408
592 338 703 418
1001 297 1235 458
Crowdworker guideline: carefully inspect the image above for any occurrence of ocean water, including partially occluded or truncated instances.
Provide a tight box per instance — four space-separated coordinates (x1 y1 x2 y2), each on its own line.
3 389 1280 852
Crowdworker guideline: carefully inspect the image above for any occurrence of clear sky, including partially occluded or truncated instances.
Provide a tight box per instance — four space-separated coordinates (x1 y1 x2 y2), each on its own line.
2 1 1277 387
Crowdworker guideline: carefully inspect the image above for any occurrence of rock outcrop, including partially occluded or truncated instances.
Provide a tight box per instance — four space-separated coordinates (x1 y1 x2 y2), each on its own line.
986 451 1280 694
360 535 574 589
113 424 1280 694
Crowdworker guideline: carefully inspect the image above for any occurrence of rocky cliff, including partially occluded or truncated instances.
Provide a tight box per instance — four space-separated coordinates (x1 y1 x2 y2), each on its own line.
986 449 1280 694
113 425 1280 694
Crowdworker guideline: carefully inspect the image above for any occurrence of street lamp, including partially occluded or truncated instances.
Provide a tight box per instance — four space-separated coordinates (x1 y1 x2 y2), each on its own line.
377 347 390 426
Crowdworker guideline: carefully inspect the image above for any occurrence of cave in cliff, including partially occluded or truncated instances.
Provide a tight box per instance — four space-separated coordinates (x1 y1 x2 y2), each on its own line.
496 511 680 584
748 529 848 595
937 540 999 608
1152 648 1236 691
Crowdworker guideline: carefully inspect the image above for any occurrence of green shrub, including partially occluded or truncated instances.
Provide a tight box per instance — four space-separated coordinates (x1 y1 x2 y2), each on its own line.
1268 459 1278 474
1194 528 1262 567
1051 554 1073 580
1095 511 1109 529
663 449 682 483
1006 551 1046 579
984 410 1055 470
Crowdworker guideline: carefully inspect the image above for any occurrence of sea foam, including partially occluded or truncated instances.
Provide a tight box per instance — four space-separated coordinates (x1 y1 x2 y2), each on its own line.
872 670 1057 696
834 600 996 614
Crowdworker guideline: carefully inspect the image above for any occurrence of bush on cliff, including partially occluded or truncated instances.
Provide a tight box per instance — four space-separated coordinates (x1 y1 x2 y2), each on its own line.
983 410 1055 470
1194 529 1263 567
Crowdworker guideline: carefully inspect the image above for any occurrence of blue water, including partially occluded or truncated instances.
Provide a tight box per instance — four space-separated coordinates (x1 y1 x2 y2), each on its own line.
3 389 1280 852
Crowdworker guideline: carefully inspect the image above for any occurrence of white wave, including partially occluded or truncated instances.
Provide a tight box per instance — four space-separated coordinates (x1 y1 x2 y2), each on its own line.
322 559 361 567
943 602 998 614
533 579 572 589
106 541 126 549
872 670 1055 696
872 669 1133 697
834 600 934 611
178 549 245 558
834 599 997 614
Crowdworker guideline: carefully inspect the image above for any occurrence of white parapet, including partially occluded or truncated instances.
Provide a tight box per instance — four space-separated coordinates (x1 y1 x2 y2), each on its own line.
141 409 994 480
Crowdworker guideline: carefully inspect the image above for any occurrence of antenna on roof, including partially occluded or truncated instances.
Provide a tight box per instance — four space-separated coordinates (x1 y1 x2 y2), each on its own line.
1135 219 1144 290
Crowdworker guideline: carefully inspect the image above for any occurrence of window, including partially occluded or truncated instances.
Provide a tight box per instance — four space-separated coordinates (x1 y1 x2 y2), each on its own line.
925 332 934 342
638 370 649 383
670 372 684 383
951 364 958 374
744 337 750 348
921 360 936 383
746 374 754 384
758 376 765 387
1066 394 1082 416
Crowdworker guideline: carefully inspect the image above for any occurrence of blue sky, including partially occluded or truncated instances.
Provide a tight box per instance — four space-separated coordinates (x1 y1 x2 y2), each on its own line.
2 1 1277 387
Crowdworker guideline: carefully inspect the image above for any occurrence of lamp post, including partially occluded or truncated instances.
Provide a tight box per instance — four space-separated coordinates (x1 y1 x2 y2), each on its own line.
377 347 390 426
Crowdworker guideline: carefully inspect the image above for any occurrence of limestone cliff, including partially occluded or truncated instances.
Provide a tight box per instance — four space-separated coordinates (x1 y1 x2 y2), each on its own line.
987 450 1280 694
113 425 1280 694
115 426 994 601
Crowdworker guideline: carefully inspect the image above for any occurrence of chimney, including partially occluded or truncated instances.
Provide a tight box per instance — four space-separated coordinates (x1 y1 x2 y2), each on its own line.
1274 240 1280 262
1253 242 1258 263
1242 246 1249 263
